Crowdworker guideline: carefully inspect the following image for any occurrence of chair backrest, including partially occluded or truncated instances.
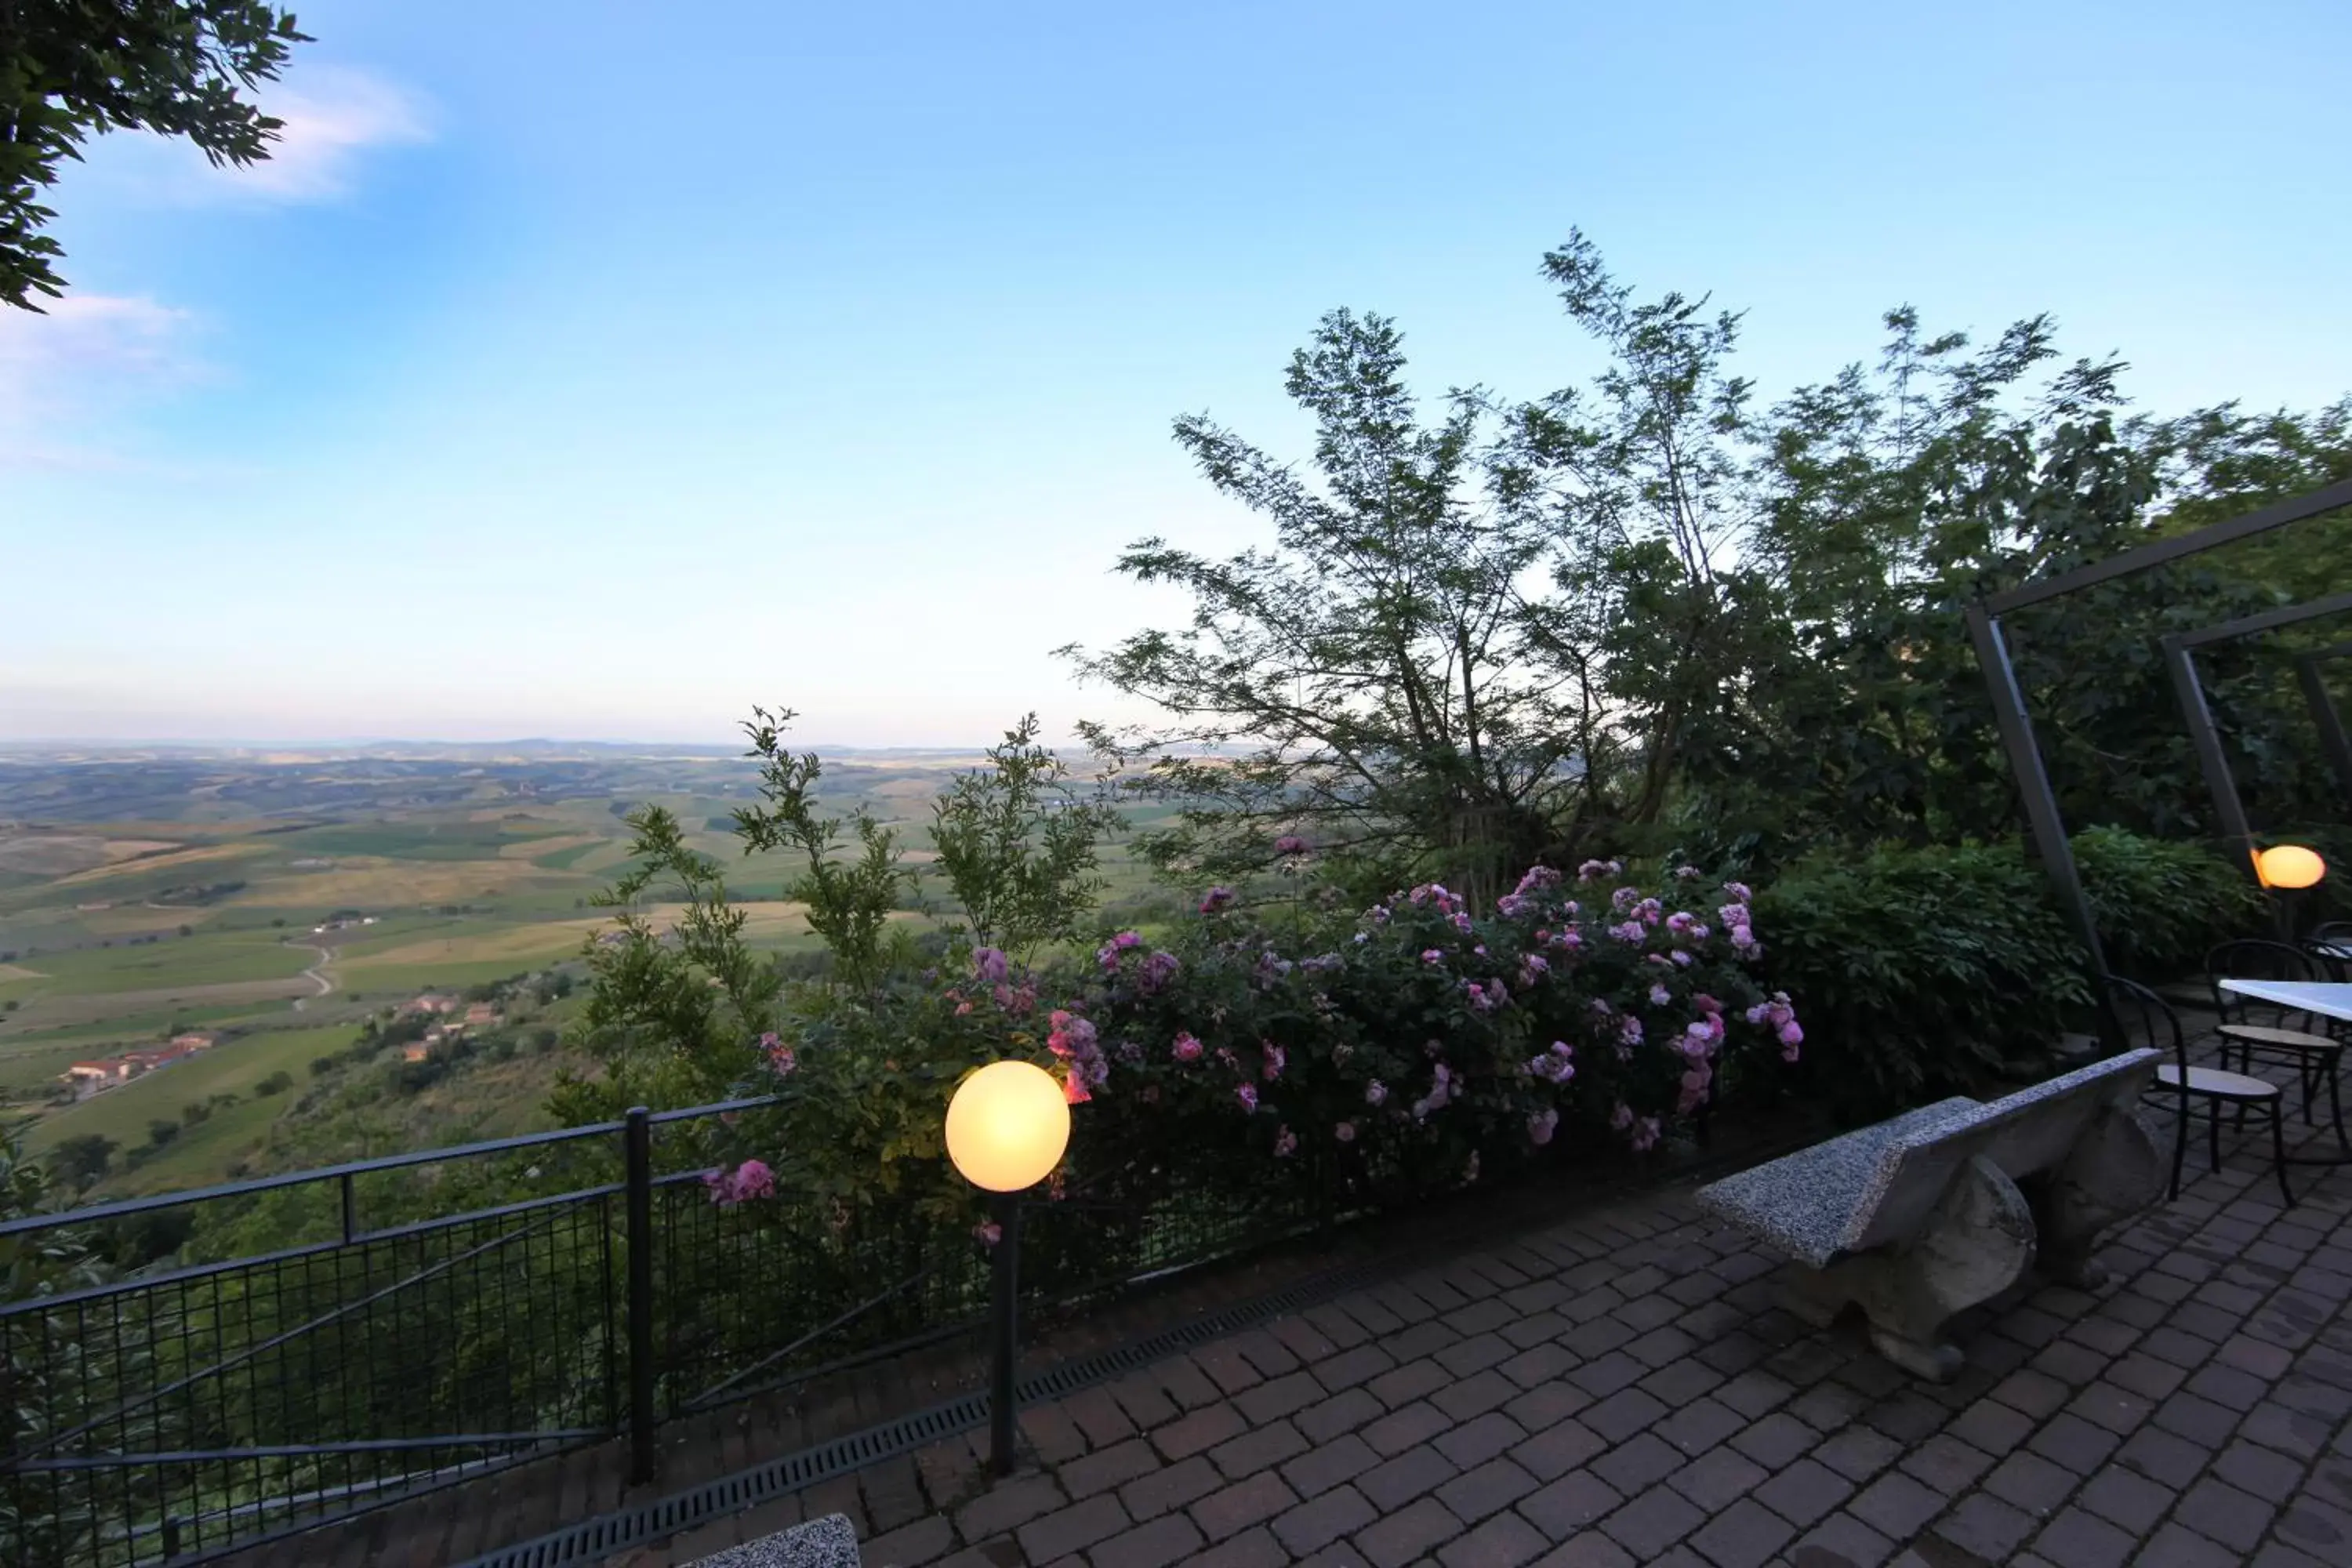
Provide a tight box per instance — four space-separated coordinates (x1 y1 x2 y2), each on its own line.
2209 938 2320 1025
2302 939 2351 981
2104 975 2187 1077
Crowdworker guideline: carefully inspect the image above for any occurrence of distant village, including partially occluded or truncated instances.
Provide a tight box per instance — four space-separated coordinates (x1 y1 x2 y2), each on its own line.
57 989 506 1096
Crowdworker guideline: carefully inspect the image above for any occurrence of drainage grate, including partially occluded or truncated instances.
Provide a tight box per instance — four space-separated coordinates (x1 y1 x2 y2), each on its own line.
459 1256 1392 1568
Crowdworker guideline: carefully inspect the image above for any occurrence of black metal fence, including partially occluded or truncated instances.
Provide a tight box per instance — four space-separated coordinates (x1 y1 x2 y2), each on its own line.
0 1099 1308 1568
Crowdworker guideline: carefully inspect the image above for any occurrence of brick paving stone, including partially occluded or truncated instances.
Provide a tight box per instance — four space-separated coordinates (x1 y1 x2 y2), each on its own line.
1064 1388 1137 1450
1436 1457 1537 1522
1120 1455 1221 1522
1511 1418 1606 1483
1210 1420 1310 1481
1369 1359 1454 1409
1271 1485 1379 1557
1810 1423 1902 1483
954 1475 1066 1541
1434 1370 1521 1422
1298 1388 1388 1446
1185 1523 1289 1568
1440 1334 1518 1378
1729 1413 1815 1470
1083 1509 1201 1568
1931 1491 2038 1560
1847 1471 1943 1540
1353 1495 1461 1568
2174 1474 2277 1552
1357 1445 1460 1512
863 1514 953 1567
2107 1352 2189 1402
2138 1521 2252 1567
1685 1496 1794 1568
1015 1494 1128 1563
1581 1388 1669 1443
1154 1403 1250 1463
1896 1433 1992 1496
2114 1424 2213 1487
1751 1457 1851 1527
1598 1485 1706 1558
1436 1510 1549 1568
1653 1396 1746 1457
1430 1411 1529 1472
2212 1436 2304 1502
1364 1402 1454 1458
1715 1370 1798 1420
1501 1344 1579 1391
1568 1352 1646 1398
1237 1370 1329 1425
1062 1437 1161 1500
2026 1410 2122 1475
1158 1357 1225 1411
1788 1509 1895 1568
1989 1368 2070 1419
2030 1505 2136 1568
2076 1457 2175 1535
1666 1444 1768 1513
1190 1472 1299 1542
1503 1381 1593 1435
1588 1432 1682 1494
1519 1468 1624 1537
1284 1433 1381 1499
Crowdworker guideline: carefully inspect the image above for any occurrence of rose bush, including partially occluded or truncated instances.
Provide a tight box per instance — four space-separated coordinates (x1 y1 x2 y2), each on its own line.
695 860 1798 1232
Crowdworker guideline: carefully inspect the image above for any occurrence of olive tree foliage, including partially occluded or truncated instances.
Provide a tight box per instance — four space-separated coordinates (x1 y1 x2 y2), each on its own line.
927 713 1122 960
2 2 310 310
1064 308 1623 901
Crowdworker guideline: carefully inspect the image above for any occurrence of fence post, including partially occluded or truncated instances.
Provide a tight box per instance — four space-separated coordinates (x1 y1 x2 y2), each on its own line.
624 1106 658 1486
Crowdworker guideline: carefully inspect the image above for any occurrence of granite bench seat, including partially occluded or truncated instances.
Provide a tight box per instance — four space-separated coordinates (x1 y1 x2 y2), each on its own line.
1697 1049 2166 1380
682 1512 860 1567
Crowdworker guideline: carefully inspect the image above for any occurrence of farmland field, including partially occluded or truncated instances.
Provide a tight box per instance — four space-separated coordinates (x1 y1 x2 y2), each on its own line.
0 740 1167 1200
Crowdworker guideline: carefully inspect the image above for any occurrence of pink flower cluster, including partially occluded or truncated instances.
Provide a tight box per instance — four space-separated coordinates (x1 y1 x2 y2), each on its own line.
703 1159 775 1206
757 1031 798 1076
1047 1009 1109 1103
1744 991 1804 1061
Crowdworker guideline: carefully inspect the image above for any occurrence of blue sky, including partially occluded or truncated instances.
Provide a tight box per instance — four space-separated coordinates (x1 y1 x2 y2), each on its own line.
4 0 2347 746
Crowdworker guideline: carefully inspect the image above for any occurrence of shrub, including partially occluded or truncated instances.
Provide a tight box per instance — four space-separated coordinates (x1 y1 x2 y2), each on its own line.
2073 826 2263 978
1758 829 2269 1123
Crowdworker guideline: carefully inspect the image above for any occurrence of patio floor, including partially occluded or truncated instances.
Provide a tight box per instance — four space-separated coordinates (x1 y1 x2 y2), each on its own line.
614 1078 2352 1567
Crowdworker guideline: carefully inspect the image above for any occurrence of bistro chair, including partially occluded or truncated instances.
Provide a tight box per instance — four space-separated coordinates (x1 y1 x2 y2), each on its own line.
2107 975 2291 1207
2310 920 2352 967
2205 938 2347 1152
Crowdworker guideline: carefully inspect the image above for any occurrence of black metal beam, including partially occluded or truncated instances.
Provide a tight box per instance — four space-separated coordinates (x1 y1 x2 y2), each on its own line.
1984 477 2352 615
1965 602 2111 984
2162 634 2260 878
2169 590 2352 650
2296 650 2352 802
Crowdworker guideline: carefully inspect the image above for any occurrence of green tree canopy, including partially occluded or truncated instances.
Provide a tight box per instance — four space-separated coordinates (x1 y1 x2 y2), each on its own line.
2 2 310 310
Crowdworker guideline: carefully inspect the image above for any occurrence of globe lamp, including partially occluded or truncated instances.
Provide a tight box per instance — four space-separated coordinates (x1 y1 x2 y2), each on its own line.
2255 844 2327 891
945 1061 1070 1193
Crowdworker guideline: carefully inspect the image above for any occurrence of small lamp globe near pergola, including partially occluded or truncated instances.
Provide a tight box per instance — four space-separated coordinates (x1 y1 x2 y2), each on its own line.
2254 844 2327 891
945 1060 1070 1476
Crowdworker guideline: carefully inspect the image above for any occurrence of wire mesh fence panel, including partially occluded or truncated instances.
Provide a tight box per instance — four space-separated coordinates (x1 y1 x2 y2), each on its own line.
1 1191 619 1568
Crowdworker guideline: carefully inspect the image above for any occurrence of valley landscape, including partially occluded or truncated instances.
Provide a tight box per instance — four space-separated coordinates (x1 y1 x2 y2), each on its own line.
0 742 1168 1200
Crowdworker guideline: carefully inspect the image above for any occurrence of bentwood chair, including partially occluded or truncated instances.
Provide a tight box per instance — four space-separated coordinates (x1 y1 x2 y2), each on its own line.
2205 939 2347 1152
2107 975 2292 1207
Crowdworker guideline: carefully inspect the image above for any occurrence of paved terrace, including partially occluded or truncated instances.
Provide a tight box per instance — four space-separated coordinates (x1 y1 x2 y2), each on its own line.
610 1113 2352 1568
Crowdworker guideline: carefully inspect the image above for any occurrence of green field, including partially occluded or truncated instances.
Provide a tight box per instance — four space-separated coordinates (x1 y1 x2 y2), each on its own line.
0 743 1049 1196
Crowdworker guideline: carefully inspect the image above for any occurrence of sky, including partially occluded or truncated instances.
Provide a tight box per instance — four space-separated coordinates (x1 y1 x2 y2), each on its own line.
3 0 2347 748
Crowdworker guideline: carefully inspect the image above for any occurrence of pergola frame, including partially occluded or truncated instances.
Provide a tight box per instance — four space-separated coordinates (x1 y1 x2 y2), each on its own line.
1962 476 2352 988
2293 638 2352 800
2164 594 2352 876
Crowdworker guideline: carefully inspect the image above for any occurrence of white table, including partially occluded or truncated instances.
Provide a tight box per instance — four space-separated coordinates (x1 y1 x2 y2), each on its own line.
2216 978 2350 1163
2219 978 2352 1024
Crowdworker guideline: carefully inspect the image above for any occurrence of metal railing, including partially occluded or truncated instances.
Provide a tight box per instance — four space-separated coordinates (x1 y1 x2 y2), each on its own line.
0 1098 1309 1568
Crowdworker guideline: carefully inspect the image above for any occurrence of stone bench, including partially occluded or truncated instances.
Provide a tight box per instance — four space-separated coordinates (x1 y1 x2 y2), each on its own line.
683 1512 861 1566
1696 1049 2166 1380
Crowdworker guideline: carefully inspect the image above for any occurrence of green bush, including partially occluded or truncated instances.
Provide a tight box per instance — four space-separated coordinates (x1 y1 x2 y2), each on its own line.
1758 829 2267 1123
2073 826 2263 979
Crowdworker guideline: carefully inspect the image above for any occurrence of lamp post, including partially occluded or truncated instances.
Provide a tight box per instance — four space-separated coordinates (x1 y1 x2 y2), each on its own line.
945 1060 1070 1476
2255 844 2328 942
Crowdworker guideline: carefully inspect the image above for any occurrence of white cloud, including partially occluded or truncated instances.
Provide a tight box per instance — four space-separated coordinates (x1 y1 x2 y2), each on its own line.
219 68 432 201
89 66 431 207
0 292 205 466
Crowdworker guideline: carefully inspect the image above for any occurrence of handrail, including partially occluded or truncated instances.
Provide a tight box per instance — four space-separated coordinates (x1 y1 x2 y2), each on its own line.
0 1092 787 1240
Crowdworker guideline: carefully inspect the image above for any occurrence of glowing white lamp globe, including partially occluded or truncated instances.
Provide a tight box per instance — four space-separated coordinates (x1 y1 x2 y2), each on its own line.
2255 844 2327 891
946 1061 1071 1192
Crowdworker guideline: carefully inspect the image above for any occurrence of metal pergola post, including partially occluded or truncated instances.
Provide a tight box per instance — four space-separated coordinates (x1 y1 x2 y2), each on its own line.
2295 639 2352 804
1967 477 2352 1013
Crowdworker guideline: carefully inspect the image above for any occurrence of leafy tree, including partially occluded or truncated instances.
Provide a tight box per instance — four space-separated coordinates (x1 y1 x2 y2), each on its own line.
46 1133 115 1189
1066 309 1617 902
2 2 311 309
143 1119 178 1148
928 713 1121 957
731 706 911 991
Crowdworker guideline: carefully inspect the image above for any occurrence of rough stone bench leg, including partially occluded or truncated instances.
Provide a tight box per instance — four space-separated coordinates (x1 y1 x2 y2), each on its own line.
2029 1102 2166 1290
1777 1152 2034 1381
